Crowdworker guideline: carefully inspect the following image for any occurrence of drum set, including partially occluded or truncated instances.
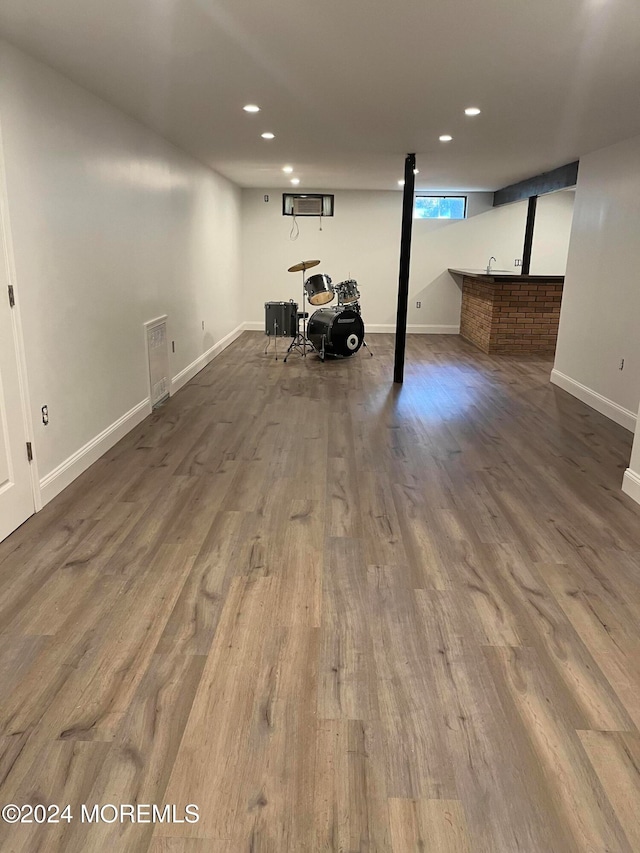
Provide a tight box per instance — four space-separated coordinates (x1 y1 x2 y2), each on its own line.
264 259 371 362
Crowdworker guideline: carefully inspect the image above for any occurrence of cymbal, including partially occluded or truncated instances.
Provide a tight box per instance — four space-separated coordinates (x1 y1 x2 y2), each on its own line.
288 259 321 273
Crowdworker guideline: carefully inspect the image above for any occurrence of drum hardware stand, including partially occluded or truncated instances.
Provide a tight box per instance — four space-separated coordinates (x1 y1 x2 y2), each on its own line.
343 300 373 358
264 319 280 360
319 334 327 362
284 263 317 362
352 301 373 356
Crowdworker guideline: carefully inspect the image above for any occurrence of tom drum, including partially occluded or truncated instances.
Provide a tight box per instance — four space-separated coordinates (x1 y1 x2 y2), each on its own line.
335 279 360 306
304 273 334 306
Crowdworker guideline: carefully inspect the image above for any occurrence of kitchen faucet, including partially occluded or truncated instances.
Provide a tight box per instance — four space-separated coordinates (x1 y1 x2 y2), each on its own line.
486 256 497 274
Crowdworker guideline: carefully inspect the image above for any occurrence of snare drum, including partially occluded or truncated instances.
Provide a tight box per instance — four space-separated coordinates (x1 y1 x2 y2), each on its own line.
335 279 360 306
304 273 334 306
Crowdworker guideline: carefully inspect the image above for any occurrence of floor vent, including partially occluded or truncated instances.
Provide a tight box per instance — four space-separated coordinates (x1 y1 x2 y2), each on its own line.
145 316 170 408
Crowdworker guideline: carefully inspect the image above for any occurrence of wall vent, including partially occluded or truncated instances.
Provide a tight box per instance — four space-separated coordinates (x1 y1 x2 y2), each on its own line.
144 316 170 408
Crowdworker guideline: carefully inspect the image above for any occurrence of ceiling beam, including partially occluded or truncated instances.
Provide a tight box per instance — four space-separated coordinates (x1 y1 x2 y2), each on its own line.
493 161 579 207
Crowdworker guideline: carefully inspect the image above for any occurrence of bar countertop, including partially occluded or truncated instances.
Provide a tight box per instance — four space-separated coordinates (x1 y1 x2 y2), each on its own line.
448 268 565 283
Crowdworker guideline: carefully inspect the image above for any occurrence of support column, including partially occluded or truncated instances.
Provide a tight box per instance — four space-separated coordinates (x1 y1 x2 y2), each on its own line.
521 195 538 275
393 153 416 383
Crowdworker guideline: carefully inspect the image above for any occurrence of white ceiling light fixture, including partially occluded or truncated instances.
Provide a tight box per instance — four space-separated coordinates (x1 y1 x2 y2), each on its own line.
414 169 419 174
282 165 293 173
261 132 275 139
291 178 300 185
398 179 405 186
465 107 481 116
243 104 260 113
439 134 453 142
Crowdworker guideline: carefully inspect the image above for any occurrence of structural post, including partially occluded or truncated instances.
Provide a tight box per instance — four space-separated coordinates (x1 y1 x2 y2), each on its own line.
521 195 538 275
393 153 416 383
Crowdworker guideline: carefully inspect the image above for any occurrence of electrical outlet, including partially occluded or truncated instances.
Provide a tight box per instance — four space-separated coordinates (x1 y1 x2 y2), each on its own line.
514 259 522 267
41 405 49 426
416 301 421 308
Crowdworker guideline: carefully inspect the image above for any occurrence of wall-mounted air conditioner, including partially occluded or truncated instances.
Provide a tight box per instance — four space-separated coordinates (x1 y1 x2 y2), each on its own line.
293 196 323 216
282 193 334 217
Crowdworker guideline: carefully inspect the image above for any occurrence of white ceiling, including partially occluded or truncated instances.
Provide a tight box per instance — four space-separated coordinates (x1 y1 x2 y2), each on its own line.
1 0 640 191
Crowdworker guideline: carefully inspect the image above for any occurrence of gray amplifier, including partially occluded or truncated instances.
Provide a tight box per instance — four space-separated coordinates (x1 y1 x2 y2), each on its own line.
265 301 297 337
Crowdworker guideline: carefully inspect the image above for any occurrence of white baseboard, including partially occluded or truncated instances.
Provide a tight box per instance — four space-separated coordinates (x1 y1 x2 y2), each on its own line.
244 321 460 335
39 398 151 506
550 369 637 432
171 322 245 394
622 468 640 505
38 323 246 508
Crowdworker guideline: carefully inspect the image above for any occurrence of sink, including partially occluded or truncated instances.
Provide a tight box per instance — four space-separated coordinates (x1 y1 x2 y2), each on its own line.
453 268 515 275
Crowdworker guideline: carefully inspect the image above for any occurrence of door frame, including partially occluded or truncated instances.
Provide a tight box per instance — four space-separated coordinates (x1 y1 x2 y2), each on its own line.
0 108 41 515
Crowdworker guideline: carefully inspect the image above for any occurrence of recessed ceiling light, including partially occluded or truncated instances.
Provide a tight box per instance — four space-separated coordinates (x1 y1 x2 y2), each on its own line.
439 134 453 142
282 165 293 173
261 132 275 140
243 104 260 113
465 107 481 116
291 178 300 185
398 180 405 186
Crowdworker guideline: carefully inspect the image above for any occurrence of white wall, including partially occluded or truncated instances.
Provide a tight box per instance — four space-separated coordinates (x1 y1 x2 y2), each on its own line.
530 190 575 276
242 189 573 332
0 41 242 502
552 133 640 435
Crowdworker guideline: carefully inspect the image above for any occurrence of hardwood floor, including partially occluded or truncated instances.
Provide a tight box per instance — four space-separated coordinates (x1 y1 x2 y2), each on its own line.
1 331 639 852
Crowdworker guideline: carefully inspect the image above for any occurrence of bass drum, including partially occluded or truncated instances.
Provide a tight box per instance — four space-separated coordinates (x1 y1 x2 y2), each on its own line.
307 307 364 358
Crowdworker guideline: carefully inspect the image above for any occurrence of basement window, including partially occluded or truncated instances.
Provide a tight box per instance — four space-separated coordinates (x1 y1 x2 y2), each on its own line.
282 194 334 217
414 195 467 220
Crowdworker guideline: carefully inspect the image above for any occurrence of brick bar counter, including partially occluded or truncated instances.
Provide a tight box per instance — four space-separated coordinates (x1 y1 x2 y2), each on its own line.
449 269 565 355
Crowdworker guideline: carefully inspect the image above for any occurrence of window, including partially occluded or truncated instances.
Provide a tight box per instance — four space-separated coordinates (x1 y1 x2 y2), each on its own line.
414 195 467 220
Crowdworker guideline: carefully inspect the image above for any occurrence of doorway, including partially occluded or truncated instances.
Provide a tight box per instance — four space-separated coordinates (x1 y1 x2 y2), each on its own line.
0 241 35 542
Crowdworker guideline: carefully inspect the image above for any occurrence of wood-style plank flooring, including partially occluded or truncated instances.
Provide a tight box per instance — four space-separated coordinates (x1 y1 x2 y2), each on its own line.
1 331 640 852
